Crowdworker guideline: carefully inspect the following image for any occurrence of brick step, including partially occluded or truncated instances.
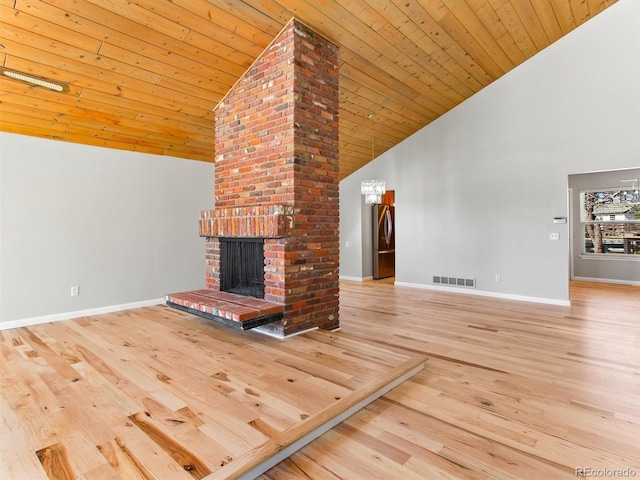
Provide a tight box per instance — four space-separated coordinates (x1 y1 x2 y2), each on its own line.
165 289 283 330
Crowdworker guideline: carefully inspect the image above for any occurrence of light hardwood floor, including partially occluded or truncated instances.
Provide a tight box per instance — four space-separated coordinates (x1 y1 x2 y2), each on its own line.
1 280 638 479
260 280 640 479
0 305 423 480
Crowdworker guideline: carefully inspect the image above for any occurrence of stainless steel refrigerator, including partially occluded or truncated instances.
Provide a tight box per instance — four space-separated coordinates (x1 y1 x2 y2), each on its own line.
373 204 395 279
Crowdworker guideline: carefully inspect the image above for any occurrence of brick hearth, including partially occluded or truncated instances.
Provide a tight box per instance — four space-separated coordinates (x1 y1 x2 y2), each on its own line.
165 290 283 330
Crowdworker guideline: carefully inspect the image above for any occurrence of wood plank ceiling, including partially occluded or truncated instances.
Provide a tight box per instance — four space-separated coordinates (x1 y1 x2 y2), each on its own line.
0 0 617 180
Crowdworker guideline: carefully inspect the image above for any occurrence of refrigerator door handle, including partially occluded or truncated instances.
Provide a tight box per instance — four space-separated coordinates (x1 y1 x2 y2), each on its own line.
384 209 393 245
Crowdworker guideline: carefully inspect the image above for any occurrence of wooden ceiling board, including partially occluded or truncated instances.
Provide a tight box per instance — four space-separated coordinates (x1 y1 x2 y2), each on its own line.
513 0 552 50
468 0 527 66
81 89 214 130
37 0 251 80
0 0 618 179
549 0 578 34
491 1 540 59
445 0 518 73
570 0 593 25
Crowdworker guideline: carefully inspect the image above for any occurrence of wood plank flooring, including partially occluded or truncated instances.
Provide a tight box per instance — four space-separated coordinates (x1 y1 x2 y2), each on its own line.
0 304 423 479
2 280 639 479
260 280 640 479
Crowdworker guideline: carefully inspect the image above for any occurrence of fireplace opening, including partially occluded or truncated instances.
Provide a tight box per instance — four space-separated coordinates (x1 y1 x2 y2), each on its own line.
220 238 265 299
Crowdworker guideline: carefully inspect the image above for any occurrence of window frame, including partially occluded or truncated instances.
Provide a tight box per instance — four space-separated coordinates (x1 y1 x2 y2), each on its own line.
579 188 640 260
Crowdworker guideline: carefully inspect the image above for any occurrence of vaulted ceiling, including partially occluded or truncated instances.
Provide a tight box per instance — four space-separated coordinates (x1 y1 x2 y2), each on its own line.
0 0 617 179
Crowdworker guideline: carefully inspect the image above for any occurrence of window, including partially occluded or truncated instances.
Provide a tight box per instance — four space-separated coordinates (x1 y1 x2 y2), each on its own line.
580 189 640 256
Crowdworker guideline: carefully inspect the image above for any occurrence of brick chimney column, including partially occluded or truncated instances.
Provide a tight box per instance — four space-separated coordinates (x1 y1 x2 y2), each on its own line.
207 18 340 337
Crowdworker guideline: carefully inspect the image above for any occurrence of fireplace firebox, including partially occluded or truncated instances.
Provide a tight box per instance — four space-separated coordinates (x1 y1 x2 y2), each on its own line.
220 238 265 299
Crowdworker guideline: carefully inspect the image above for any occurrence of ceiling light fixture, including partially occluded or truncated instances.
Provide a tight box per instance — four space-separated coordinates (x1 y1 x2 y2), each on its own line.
361 113 385 205
1 69 68 92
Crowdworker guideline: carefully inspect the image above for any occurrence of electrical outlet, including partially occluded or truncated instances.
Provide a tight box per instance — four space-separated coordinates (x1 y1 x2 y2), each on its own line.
70 286 79 297
345 241 350 247
495 274 501 282
549 233 559 240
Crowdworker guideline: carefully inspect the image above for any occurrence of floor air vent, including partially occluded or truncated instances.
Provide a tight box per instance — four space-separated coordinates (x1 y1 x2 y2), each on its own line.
433 276 475 288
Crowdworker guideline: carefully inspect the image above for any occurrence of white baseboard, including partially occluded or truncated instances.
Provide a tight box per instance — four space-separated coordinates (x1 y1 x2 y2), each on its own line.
394 282 571 307
572 276 640 286
339 275 372 282
0 298 165 331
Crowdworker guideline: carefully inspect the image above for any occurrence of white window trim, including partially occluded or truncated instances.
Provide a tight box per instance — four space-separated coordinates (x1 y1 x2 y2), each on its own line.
579 253 640 261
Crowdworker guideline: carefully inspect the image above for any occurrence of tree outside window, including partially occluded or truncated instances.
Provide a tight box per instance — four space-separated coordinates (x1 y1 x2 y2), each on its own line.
581 188 640 255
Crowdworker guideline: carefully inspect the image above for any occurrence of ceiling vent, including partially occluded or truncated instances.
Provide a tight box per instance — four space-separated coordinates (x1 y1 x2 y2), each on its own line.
1 69 68 92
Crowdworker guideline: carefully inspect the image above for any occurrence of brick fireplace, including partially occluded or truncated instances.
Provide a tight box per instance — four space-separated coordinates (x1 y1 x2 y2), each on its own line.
186 18 340 337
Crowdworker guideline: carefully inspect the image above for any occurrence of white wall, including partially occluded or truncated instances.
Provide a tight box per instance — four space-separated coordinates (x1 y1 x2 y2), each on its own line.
339 173 369 280
340 0 640 304
0 133 214 325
